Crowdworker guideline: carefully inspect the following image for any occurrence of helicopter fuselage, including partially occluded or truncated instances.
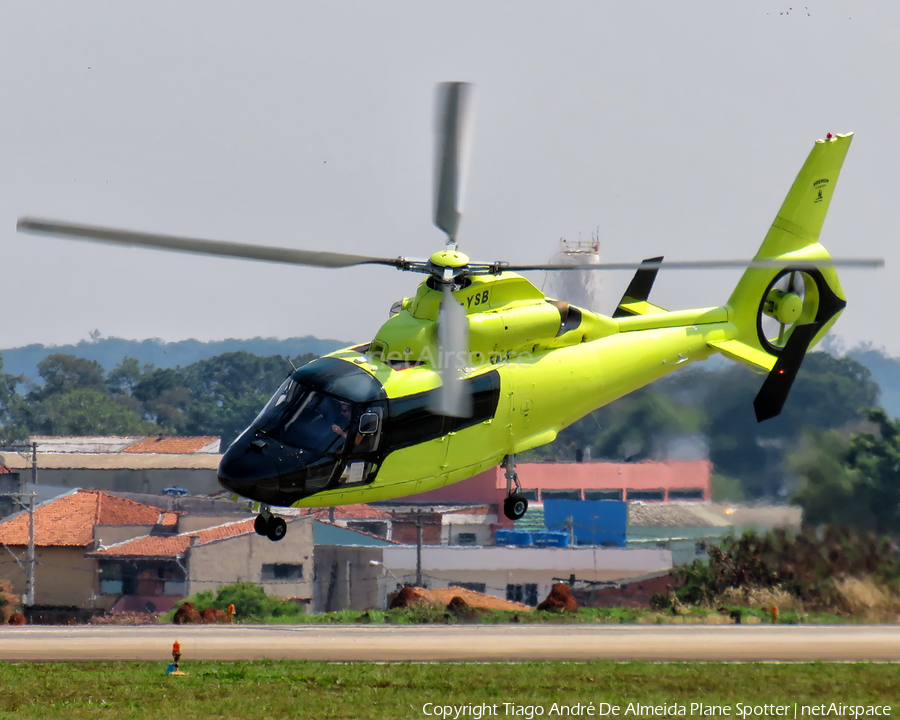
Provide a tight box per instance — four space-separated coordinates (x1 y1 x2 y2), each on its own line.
218 270 731 508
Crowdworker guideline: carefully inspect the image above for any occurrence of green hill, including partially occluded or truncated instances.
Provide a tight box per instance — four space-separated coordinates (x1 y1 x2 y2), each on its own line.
1 336 350 383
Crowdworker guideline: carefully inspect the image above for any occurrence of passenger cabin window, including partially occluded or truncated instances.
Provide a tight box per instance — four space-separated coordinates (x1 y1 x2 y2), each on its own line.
384 371 500 450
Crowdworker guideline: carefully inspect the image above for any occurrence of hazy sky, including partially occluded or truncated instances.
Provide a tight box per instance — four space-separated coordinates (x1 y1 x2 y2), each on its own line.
3 2 897 353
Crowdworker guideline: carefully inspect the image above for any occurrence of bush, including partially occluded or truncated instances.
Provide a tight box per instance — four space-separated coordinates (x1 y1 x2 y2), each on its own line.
0 580 19 623
674 526 900 613
178 582 304 622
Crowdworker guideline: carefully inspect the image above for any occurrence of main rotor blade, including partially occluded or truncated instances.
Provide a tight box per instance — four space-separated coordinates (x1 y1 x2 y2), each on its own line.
430 286 472 418
503 258 884 271
17 218 405 270
434 82 474 247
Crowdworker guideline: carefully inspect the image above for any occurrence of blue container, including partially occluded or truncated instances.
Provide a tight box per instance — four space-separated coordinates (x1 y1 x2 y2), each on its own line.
532 530 570 548
543 499 627 547
494 529 513 545
506 530 533 546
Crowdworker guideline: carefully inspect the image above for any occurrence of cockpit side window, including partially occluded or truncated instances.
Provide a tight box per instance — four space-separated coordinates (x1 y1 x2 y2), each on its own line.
384 393 448 450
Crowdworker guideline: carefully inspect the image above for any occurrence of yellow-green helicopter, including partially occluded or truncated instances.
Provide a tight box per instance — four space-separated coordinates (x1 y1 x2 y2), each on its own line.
18 83 881 541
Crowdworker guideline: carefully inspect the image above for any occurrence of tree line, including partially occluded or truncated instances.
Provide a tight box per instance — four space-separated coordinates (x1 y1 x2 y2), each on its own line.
0 348 894 532
0 351 315 448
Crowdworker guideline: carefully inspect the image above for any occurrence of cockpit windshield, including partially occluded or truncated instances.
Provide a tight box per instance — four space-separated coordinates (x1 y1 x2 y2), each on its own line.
253 358 386 456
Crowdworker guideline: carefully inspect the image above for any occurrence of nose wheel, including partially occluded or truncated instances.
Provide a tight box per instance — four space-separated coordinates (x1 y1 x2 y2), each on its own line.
254 506 287 542
502 455 529 521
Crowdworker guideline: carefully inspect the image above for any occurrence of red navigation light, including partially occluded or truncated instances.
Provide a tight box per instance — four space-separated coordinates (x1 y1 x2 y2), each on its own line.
826 132 833 139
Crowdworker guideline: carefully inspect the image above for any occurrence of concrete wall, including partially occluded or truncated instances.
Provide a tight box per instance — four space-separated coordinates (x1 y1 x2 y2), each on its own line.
34 468 221 495
0 546 105 608
94 524 160 548
314 546 385 613
441 512 497 545
187 517 314 601
377 545 673 608
177 514 253 533
575 573 676 608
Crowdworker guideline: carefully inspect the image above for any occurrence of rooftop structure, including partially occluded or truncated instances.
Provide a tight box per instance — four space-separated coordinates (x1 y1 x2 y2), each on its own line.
0 488 177 547
402 460 712 512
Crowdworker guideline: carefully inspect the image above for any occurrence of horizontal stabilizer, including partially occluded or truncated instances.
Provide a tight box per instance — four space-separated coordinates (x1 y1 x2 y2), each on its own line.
708 340 776 372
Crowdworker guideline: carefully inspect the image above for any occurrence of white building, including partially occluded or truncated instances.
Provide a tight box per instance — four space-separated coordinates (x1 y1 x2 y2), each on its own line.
372 545 672 608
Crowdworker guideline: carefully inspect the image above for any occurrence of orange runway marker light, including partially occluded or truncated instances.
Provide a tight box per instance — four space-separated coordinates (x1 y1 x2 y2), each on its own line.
166 639 188 676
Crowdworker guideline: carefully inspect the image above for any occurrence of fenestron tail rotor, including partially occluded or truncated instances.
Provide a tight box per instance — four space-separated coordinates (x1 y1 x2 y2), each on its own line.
760 269 809 351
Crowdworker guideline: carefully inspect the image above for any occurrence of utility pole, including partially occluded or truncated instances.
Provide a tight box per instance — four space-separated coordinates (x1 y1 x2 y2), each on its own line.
1 442 38 606
415 511 423 587
25 442 36 606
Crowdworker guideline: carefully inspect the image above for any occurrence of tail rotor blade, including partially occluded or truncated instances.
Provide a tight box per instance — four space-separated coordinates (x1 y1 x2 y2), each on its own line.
434 82 474 247
430 286 472 417
753 323 820 422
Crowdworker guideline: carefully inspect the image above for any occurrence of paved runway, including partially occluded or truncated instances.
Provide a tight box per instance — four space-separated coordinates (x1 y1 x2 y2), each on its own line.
0 624 897 662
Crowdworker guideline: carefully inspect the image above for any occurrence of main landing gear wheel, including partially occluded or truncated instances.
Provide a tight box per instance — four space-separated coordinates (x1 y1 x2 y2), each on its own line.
501 454 528 520
254 506 287 542
267 517 287 542
503 493 528 521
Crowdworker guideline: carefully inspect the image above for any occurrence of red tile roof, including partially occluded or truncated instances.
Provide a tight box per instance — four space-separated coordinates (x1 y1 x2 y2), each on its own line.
90 518 259 559
0 489 178 548
123 436 219 454
304 504 391 520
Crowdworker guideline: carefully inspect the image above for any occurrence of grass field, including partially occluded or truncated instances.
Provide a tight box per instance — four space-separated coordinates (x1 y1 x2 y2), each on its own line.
0 661 895 720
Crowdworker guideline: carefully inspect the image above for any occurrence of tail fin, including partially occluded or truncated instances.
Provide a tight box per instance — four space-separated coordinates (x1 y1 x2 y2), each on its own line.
715 133 853 420
723 133 852 361
613 256 667 318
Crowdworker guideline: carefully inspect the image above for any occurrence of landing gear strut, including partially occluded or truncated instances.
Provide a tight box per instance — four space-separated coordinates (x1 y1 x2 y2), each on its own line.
254 504 287 542
502 455 528 521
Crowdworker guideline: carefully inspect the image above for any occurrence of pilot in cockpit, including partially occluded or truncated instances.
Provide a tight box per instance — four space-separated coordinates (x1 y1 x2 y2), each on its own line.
331 402 363 448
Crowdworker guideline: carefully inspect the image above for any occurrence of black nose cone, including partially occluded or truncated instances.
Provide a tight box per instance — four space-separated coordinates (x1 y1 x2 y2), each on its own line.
218 433 281 504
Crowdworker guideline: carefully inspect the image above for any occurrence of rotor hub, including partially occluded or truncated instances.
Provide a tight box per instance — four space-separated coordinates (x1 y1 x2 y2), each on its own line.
766 290 803 325
430 250 470 268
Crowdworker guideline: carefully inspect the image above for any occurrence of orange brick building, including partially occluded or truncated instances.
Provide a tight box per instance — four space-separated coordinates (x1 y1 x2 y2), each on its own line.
403 460 712 505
